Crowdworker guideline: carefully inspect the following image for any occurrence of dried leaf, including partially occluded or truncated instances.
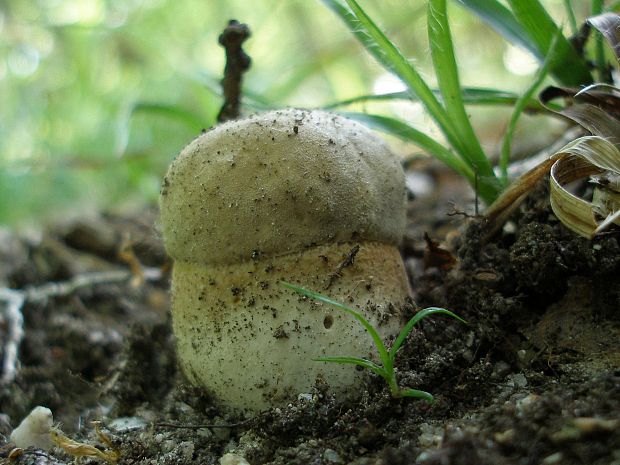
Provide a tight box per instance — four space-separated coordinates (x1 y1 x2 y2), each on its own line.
8 448 24 460
592 186 620 224
558 136 620 173
550 154 601 238
541 85 620 116
50 426 119 464
549 136 620 238
540 86 620 139
587 13 620 62
423 232 456 271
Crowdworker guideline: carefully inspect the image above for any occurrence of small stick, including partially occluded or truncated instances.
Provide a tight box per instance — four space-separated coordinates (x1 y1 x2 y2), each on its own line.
217 20 251 123
0 288 24 384
0 267 163 384
326 245 360 289
155 418 253 430
446 202 479 219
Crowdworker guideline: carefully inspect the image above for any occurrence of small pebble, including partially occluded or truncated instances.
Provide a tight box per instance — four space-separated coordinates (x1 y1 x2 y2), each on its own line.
542 452 564 464
108 416 148 433
219 453 250 465
516 393 539 416
512 373 528 388
324 448 342 463
573 417 618 434
491 361 511 380
493 429 515 445
178 441 194 460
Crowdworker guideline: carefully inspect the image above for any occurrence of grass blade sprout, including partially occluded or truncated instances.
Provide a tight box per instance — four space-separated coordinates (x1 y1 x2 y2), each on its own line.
282 281 467 403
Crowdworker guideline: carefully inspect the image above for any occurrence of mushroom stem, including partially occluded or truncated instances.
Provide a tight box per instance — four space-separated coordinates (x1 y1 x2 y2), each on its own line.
172 241 410 412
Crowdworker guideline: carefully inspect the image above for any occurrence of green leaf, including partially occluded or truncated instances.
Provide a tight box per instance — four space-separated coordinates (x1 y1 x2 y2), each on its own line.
456 0 541 58
281 281 391 365
341 112 474 181
562 0 578 35
325 87 544 110
499 32 560 182
507 0 592 86
607 1 620 11
428 0 495 188
541 84 620 129
321 0 461 158
313 356 387 377
390 307 466 359
131 103 206 129
588 13 620 63
398 388 435 403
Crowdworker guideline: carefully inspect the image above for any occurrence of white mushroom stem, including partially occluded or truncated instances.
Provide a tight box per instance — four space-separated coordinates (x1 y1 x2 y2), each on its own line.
173 241 409 411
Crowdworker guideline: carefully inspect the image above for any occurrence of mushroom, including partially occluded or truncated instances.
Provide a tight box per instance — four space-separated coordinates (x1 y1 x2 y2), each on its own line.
10 406 53 450
159 108 411 412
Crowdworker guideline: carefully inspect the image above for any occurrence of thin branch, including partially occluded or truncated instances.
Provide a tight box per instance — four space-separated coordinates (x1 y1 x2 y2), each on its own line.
326 245 360 289
0 267 163 384
155 418 253 429
217 20 252 123
0 288 24 385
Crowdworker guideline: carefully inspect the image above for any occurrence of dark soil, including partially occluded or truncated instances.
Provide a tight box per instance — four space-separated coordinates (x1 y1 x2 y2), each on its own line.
1 171 618 465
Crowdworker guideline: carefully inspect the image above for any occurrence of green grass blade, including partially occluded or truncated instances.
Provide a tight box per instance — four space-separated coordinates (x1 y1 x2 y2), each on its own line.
607 1 620 11
591 0 608 82
132 103 206 129
457 0 541 58
499 32 560 182
314 356 387 377
321 0 395 71
341 112 474 182
324 91 411 109
428 0 496 186
390 307 466 358
592 0 605 16
562 0 578 35
325 87 545 110
321 0 463 156
507 0 592 86
399 389 435 403
281 282 391 364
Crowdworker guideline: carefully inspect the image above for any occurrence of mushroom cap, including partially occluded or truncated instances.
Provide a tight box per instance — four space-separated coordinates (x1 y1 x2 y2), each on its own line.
160 109 406 265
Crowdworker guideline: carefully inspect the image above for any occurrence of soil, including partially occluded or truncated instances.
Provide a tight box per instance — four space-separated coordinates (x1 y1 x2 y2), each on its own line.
0 168 618 465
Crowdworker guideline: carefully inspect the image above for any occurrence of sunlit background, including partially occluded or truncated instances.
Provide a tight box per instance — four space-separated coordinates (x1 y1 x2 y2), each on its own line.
0 0 592 225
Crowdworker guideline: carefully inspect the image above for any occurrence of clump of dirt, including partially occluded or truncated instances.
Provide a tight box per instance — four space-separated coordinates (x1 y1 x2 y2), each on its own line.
1 181 618 464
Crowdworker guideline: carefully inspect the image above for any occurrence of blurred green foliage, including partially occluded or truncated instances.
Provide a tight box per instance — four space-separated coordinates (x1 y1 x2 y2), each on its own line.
0 0 596 225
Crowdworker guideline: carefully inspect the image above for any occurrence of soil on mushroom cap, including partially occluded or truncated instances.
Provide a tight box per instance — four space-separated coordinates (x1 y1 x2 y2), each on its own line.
0 183 618 465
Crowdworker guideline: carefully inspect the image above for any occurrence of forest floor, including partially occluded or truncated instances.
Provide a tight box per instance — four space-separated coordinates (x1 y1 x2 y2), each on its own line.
0 164 618 465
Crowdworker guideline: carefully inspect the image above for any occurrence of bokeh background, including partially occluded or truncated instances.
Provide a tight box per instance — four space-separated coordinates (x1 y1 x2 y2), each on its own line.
0 0 594 225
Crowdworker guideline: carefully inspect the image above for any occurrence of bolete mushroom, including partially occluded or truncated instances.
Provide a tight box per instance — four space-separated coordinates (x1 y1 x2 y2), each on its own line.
159 108 411 412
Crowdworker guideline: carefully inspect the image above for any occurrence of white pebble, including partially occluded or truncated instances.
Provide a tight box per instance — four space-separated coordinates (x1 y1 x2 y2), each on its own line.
219 453 250 465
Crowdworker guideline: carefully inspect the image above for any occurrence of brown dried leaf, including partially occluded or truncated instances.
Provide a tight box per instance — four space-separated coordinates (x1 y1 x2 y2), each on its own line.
587 13 620 62
549 137 620 238
423 232 456 271
540 86 620 140
50 426 119 464
550 155 601 238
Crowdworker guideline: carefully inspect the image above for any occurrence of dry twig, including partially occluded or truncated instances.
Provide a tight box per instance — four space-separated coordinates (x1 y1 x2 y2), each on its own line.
0 267 162 384
217 19 252 123
326 245 360 289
